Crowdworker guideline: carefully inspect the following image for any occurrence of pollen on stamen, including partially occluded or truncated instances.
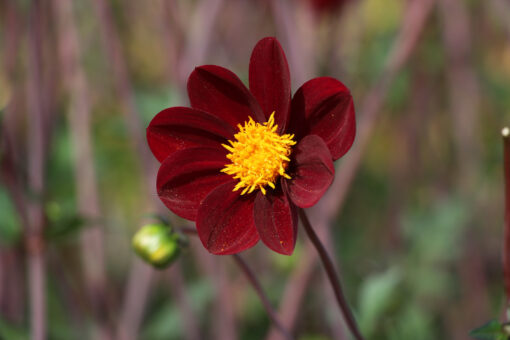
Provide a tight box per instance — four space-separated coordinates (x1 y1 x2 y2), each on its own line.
221 112 296 195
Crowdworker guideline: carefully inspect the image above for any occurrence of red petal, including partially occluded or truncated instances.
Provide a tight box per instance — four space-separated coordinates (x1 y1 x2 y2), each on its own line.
249 37 291 132
188 65 265 130
286 135 335 208
254 189 298 255
157 147 231 221
147 107 235 163
196 181 259 255
290 77 355 160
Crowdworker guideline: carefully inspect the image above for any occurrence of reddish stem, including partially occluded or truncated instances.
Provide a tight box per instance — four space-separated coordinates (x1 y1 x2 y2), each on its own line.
502 127 510 314
177 227 293 339
232 254 294 340
298 208 365 340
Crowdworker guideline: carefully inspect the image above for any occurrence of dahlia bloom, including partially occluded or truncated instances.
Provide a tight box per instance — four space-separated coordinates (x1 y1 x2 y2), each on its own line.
147 37 355 255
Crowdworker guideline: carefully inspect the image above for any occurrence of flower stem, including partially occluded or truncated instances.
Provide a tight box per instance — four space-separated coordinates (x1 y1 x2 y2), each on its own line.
502 127 510 316
298 208 365 340
232 254 294 340
177 226 294 340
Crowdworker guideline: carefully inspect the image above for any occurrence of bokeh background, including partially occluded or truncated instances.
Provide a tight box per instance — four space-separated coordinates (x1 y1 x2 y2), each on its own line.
1 0 510 339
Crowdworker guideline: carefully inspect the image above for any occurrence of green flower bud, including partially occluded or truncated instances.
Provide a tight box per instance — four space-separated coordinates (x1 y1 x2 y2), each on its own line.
132 224 181 269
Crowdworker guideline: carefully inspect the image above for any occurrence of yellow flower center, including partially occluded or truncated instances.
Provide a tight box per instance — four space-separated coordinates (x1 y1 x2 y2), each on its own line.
221 112 296 195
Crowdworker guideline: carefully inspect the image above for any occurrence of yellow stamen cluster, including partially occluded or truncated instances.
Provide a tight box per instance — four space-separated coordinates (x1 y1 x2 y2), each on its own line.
221 112 296 195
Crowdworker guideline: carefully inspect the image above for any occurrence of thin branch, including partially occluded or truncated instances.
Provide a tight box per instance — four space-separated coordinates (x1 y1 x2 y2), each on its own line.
178 227 293 340
502 127 510 314
298 209 364 340
232 254 295 340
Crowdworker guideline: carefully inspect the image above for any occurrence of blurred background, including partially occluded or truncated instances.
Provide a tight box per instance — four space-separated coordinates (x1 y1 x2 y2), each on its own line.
1 0 510 339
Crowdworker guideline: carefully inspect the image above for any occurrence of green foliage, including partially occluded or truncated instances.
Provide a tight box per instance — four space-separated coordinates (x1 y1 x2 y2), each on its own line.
300 335 331 340
135 87 180 126
141 280 214 340
0 317 28 340
349 197 469 339
470 320 509 340
46 278 82 340
272 240 303 273
358 267 402 335
0 188 22 245
44 201 85 241
402 198 467 263
387 305 434 340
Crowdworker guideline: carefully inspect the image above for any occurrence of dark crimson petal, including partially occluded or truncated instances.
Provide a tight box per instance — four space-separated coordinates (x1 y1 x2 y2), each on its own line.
254 189 298 255
249 37 291 132
147 107 235 162
290 77 355 160
188 65 265 129
157 147 231 221
196 181 259 255
286 135 335 208
325 99 355 160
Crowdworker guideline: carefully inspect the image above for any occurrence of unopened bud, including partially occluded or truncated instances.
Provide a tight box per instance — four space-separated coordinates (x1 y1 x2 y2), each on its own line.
132 224 181 269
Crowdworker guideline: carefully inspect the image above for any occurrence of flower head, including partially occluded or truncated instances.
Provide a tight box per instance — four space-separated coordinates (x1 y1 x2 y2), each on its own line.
147 37 355 255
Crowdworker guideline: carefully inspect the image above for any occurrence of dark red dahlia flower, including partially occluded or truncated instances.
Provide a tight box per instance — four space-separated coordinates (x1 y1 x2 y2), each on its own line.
147 37 355 256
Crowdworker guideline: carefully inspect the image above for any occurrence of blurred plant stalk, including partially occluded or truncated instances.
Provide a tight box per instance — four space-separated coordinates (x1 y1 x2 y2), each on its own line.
53 0 112 338
0 0 25 326
439 0 489 335
503 127 510 313
26 1 49 339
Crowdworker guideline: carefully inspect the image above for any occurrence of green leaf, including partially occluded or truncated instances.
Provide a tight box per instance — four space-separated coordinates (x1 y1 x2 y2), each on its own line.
0 188 22 245
0 317 28 340
44 213 86 241
469 320 508 340
358 267 402 336
141 280 213 340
